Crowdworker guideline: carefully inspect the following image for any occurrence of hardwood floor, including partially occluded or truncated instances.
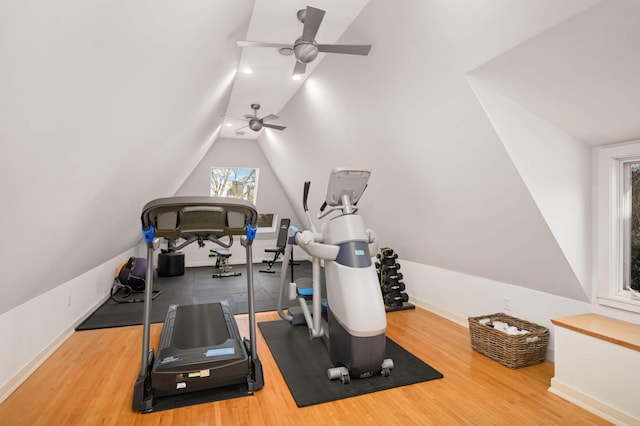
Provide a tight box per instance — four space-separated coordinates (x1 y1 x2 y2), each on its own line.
0 308 610 425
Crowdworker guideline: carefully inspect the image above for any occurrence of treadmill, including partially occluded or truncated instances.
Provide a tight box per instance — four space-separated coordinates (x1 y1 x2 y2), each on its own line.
133 196 264 412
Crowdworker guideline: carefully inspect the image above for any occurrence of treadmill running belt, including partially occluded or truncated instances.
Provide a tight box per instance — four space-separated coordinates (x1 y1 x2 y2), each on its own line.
172 303 231 349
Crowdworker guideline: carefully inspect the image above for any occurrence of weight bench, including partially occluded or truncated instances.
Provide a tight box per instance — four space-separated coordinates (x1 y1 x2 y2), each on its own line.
260 219 290 273
210 247 241 278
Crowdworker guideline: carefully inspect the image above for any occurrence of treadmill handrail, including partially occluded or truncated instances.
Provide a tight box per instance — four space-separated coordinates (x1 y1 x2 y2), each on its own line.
141 196 258 240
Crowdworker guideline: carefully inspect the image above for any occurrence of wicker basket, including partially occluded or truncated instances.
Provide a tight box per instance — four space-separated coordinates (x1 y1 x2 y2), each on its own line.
468 313 549 369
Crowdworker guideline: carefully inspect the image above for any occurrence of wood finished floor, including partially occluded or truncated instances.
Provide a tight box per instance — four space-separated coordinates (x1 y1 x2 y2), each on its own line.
0 308 610 425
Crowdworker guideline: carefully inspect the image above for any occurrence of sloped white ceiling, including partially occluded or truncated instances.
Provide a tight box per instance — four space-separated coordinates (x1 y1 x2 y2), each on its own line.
465 0 640 146
256 0 609 302
0 0 253 314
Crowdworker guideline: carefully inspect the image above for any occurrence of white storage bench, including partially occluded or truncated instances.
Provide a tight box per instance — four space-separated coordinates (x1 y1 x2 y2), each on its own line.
550 314 640 425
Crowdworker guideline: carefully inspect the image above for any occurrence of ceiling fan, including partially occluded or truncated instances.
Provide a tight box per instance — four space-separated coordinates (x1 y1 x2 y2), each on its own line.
235 104 286 134
237 5 372 76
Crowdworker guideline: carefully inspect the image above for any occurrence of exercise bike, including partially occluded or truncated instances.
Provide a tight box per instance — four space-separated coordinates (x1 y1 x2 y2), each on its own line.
277 168 393 384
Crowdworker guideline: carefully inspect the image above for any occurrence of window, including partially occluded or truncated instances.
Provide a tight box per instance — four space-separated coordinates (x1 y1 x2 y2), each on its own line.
257 213 277 232
210 167 258 204
209 167 277 233
622 160 640 296
595 141 640 313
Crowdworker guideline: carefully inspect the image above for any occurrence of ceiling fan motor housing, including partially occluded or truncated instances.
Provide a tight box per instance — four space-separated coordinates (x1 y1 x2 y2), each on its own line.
293 38 318 63
249 119 263 131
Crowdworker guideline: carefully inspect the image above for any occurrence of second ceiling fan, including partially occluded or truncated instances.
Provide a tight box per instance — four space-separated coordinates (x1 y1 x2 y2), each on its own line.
237 5 372 76
236 104 286 134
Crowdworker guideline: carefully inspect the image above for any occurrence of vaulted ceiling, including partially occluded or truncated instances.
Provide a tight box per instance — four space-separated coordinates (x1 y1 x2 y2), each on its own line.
220 0 370 139
2 0 639 315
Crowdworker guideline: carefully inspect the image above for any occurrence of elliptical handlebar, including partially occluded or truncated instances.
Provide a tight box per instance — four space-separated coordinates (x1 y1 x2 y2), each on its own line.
294 230 339 261
302 181 318 234
303 181 310 212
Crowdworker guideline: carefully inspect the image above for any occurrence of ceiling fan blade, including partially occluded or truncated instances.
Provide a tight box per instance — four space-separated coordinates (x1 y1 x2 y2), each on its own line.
262 123 286 131
260 114 280 122
317 44 372 55
293 61 306 75
236 124 249 131
302 6 325 41
237 40 292 49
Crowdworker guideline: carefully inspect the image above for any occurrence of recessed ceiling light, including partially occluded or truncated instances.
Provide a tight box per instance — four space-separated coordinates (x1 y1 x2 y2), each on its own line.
242 67 253 74
225 122 233 127
292 74 302 81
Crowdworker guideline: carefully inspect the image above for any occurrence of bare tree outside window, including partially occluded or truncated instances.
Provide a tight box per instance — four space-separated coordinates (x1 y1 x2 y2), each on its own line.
209 167 277 231
210 167 258 204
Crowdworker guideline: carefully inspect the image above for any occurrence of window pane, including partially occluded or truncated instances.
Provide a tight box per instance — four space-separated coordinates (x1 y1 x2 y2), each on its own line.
630 162 640 292
210 167 258 204
257 213 274 228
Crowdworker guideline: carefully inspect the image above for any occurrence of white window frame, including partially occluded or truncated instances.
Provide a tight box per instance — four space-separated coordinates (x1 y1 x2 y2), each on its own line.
595 140 640 313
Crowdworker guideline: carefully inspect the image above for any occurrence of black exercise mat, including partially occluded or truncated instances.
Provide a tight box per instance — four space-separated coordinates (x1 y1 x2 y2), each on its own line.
258 320 443 407
76 262 313 331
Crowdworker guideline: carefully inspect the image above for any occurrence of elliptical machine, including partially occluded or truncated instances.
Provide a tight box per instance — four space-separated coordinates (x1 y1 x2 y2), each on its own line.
277 168 393 384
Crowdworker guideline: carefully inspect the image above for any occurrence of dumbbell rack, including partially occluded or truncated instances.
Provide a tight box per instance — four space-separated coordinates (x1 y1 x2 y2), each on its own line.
375 248 415 312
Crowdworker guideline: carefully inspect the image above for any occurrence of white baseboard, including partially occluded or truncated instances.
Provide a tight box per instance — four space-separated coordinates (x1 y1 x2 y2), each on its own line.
0 295 109 404
408 295 468 328
549 378 639 425
0 329 74 404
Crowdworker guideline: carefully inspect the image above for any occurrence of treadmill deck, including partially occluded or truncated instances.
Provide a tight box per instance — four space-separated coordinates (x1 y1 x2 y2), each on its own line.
151 302 249 397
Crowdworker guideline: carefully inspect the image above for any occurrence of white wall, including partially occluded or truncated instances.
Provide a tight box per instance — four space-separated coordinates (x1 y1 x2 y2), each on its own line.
0 247 138 403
